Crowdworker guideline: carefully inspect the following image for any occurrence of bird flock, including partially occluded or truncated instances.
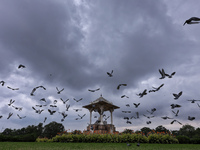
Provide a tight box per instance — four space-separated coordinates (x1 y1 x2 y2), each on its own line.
0 17 200 133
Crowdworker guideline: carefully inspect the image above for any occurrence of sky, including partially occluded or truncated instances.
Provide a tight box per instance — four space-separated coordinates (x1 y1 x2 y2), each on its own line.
0 0 200 133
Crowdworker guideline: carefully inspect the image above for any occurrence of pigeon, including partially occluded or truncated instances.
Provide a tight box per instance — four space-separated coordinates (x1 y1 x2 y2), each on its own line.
137 143 140 147
73 98 83 102
73 109 82 112
48 109 56 115
59 112 68 118
188 116 195 121
78 114 86 119
121 95 129 98
170 119 182 125
17 114 26 119
44 117 47 123
126 104 130 107
126 120 132 124
56 87 64 94
173 91 183 100
8 99 15 106
136 112 139 118
133 103 140 108
32 107 44 114
149 84 164 93
172 110 179 117
159 69 166 79
136 89 147 98
7 112 13 119
12 106 23 111
18 64 25 69
0 115 3 119
197 103 200 108
183 17 200 25
161 116 173 120
53 100 57 104
7 86 19 90
143 114 154 119
165 72 176 78
122 111 131 113
171 104 181 109
126 143 131 146
88 88 100 92
107 70 113 77
50 105 57 108
0 81 5 86
147 108 156 114
187 99 200 103
124 117 129 120
66 104 70 111
40 98 46 102
30 86 46 96
117 84 127 90
146 121 151 124
104 116 110 121
60 98 69 104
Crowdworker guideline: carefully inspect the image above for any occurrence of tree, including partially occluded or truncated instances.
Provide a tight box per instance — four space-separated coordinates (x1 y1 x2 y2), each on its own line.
140 127 152 136
179 124 195 138
155 125 169 133
42 121 64 138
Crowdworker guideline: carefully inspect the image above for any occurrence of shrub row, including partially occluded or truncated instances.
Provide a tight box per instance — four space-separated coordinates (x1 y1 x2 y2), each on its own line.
176 135 200 144
36 133 178 144
0 133 38 142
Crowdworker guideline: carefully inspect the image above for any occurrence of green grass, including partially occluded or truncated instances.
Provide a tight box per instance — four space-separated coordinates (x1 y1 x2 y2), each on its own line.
0 142 200 150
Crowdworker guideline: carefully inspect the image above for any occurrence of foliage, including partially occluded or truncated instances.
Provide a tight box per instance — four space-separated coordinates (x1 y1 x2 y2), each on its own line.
176 135 190 144
42 121 65 139
179 124 195 138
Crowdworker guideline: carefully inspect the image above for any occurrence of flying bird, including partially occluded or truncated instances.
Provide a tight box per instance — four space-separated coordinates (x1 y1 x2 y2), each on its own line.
8 99 15 106
165 72 176 78
173 91 183 100
7 86 19 90
40 98 46 102
88 88 100 92
188 116 195 121
32 107 44 114
146 121 151 124
187 99 200 103
171 104 182 109
133 103 140 108
12 106 23 111
60 98 69 104
172 110 179 117
147 108 156 114
143 114 154 119
159 69 166 79
107 70 113 77
170 119 182 125
161 116 173 120
18 64 25 69
0 81 5 86
73 98 83 102
56 87 64 94
136 89 147 98
126 120 132 124
78 114 86 119
117 84 127 90
44 117 47 123
121 95 129 98
73 109 82 112
66 104 70 111
183 17 200 25
48 109 56 115
7 112 13 119
149 84 164 93
122 111 131 113
17 114 26 119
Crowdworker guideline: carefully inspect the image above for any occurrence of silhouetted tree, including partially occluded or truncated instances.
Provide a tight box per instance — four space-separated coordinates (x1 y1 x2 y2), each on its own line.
155 125 169 133
140 127 152 136
179 124 195 138
42 121 64 138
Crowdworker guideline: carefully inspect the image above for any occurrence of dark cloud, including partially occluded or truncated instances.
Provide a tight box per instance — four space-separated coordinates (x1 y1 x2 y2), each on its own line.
0 0 200 132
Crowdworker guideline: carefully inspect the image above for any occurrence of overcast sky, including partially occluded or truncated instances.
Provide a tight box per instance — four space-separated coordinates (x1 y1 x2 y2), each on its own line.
0 0 200 132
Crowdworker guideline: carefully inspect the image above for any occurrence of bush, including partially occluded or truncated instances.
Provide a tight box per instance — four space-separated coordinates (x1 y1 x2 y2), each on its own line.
176 135 190 144
190 137 200 144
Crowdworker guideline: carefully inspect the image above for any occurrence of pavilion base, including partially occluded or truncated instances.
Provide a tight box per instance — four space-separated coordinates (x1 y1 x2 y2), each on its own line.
85 124 118 134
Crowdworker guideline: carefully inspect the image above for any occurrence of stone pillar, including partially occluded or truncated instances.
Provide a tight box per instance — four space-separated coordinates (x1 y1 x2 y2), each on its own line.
89 109 92 125
110 109 114 133
99 105 104 125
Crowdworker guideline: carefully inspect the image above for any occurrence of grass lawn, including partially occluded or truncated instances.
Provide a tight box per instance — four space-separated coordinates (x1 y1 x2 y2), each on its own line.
0 142 200 150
